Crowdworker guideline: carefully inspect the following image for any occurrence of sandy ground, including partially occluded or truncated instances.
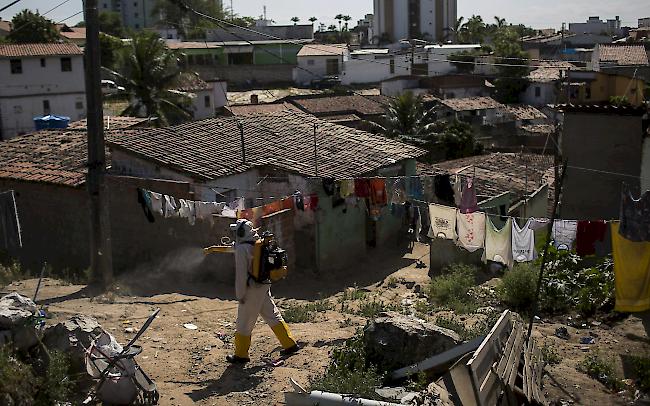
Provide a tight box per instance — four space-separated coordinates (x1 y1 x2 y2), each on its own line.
2 242 649 405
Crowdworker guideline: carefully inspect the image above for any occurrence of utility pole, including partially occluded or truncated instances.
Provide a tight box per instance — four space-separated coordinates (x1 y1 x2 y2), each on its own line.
84 0 113 288
313 123 319 176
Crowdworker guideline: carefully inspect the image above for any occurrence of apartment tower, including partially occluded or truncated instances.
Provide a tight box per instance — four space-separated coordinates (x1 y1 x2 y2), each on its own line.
373 0 457 43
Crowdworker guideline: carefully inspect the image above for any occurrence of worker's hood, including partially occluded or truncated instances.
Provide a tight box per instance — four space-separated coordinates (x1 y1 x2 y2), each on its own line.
230 219 259 242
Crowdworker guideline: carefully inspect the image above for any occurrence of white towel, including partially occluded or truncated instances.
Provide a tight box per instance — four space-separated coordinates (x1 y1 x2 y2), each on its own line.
456 211 486 252
552 220 578 250
427 203 457 240
483 217 514 269
196 202 226 224
512 219 537 262
178 199 197 226
163 195 179 218
149 191 163 216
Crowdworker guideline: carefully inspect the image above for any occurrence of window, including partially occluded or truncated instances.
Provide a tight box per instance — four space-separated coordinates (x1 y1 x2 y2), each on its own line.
60 57 72 72
307 59 315 66
228 53 253 65
75 101 84 110
43 100 50 115
134 12 139 18
534 86 541 97
40 58 46 67
134 1 137 5
389 59 395 74
135 24 140 29
204 95 210 108
10 59 22 74
585 85 592 99
325 58 339 75
103 3 107 8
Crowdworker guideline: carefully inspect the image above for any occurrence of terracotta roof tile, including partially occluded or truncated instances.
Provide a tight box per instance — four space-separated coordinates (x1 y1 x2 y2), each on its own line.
288 94 387 116
227 102 301 116
297 43 348 57
68 116 152 130
504 105 547 121
597 44 649 66
418 153 554 199
108 111 425 179
439 96 505 112
0 43 83 57
0 130 94 187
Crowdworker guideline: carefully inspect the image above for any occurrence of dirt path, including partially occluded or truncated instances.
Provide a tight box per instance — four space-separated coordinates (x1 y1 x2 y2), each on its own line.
3 243 649 405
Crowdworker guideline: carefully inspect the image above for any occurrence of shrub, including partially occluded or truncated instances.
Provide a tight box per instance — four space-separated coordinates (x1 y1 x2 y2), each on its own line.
339 285 367 302
577 352 625 392
435 311 499 341
0 346 37 405
541 344 561 366
283 300 332 323
630 355 650 392
498 263 539 311
357 297 389 318
310 333 384 400
0 261 28 287
428 264 478 313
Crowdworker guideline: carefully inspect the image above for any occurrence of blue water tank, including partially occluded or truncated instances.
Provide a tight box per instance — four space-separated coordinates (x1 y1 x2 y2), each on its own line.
33 115 71 130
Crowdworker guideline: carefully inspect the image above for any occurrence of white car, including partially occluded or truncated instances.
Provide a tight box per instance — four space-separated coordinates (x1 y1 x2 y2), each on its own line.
101 80 125 95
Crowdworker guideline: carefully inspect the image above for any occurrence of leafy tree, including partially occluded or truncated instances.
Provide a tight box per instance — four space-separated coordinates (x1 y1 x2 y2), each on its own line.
335 14 344 32
463 15 486 44
104 31 192 125
99 11 126 38
327 24 337 31
492 26 530 103
290 16 300 25
7 9 60 44
368 93 481 161
99 33 126 70
494 16 506 28
342 15 352 31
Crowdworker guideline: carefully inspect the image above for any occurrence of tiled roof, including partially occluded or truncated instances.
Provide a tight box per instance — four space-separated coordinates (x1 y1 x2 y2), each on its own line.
527 62 575 83
60 27 86 39
0 43 83 57
0 20 11 32
175 73 211 91
68 116 152 130
0 130 93 187
167 41 222 50
418 153 555 199
226 102 301 116
504 105 547 121
439 97 505 112
324 114 361 123
521 124 556 134
297 43 347 57
288 94 387 116
597 44 649 66
108 111 425 179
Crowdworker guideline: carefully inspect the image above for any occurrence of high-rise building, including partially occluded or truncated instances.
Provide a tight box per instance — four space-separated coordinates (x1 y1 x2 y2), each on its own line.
100 0 160 30
373 0 457 44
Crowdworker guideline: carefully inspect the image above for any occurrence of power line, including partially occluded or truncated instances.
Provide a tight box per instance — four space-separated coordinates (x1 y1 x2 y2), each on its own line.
0 0 21 13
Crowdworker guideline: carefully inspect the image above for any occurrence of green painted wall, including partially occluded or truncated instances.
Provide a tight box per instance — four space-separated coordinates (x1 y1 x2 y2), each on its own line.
253 44 301 65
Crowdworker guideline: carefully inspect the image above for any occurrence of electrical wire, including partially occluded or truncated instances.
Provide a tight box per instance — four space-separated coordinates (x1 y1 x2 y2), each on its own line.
0 0 21 13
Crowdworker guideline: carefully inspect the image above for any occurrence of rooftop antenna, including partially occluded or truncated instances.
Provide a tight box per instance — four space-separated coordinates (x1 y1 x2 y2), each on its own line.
264 5 267 21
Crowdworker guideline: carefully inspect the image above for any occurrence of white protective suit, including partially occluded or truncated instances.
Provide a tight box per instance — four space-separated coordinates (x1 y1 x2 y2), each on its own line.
231 220 296 360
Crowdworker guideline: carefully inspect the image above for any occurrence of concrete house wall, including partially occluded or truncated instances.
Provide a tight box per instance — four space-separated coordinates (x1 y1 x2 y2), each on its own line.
561 111 644 220
0 53 86 139
341 54 411 85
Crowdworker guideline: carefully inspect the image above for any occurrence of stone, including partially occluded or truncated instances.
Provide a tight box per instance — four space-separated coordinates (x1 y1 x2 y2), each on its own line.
0 293 37 329
363 311 461 373
42 314 106 374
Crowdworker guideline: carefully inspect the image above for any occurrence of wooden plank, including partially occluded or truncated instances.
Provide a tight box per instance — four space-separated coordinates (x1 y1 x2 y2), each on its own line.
523 341 533 402
468 310 511 372
502 325 525 388
390 336 484 380
471 319 513 389
444 353 480 406
495 322 521 378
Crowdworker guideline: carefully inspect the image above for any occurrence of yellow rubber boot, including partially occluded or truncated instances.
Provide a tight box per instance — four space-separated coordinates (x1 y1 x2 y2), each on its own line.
234 333 251 359
271 321 297 350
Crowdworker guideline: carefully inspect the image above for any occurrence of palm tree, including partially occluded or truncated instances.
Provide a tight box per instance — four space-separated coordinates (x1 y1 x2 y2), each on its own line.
309 16 318 25
104 31 192 126
335 14 344 32
328 24 337 32
494 16 507 28
342 15 352 31
370 92 439 140
443 16 465 43
290 16 300 25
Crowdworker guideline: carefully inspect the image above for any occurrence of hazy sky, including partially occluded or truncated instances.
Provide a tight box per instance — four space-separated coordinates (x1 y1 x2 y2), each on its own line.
0 0 648 30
